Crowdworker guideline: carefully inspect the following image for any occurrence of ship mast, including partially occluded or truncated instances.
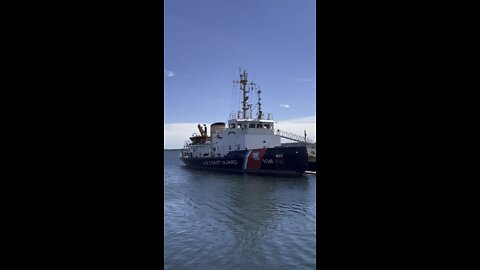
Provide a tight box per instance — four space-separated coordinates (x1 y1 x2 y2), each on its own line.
257 85 263 120
234 69 250 119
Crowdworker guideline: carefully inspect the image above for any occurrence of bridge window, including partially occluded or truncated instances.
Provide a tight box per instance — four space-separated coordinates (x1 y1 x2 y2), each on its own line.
237 124 241 129
257 124 263 128
229 124 235 129
264 124 271 129
249 124 256 128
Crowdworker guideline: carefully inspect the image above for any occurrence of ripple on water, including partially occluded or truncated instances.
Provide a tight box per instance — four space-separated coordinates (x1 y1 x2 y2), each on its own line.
164 151 316 270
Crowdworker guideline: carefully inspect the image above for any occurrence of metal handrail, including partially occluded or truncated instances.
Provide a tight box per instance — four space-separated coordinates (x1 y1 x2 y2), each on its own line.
275 129 315 144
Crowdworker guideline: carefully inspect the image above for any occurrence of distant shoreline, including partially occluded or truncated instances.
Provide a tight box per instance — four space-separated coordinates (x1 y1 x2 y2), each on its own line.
164 149 181 151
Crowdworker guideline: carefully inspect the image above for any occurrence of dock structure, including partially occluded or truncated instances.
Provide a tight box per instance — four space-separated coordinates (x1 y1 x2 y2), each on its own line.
276 129 315 145
276 129 316 158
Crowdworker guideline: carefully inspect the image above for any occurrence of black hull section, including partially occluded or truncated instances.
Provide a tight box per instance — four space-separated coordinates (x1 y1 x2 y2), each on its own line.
180 146 308 175
307 161 317 172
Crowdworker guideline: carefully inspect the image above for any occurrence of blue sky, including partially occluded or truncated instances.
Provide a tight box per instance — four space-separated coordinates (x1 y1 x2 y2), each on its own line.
164 0 316 147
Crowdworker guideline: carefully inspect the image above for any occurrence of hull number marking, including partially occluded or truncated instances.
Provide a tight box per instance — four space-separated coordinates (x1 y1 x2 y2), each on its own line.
262 159 274 164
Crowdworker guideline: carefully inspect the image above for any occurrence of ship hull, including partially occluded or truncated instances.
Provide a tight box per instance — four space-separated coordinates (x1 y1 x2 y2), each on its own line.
180 146 308 175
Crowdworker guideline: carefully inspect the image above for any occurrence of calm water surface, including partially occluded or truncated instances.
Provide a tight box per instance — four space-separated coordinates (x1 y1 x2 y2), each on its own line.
164 150 316 270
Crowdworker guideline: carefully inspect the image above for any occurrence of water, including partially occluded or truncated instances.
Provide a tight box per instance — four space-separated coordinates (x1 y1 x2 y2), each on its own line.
164 150 316 270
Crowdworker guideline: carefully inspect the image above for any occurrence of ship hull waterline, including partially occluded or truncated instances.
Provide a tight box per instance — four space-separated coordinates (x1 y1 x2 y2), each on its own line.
180 146 308 175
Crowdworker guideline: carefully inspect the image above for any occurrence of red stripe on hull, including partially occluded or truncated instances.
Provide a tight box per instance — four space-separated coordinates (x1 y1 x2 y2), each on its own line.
246 149 268 172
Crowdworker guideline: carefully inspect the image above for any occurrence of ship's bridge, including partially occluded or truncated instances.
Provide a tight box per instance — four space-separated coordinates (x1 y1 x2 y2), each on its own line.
227 118 275 134
209 118 280 157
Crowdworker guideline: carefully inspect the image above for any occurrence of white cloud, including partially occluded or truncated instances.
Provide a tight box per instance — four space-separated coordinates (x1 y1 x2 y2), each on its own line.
280 115 316 123
164 69 175 77
275 116 316 143
164 123 196 149
280 104 290 108
164 115 316 149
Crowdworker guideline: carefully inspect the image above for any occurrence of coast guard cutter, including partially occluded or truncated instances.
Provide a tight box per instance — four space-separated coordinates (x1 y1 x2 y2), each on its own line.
180 69 309 175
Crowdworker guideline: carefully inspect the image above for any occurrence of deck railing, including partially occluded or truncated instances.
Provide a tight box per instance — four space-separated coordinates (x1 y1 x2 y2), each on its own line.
275 129 315 145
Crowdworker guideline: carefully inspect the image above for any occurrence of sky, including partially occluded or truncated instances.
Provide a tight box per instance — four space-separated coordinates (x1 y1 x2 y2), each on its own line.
164 0 316 148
